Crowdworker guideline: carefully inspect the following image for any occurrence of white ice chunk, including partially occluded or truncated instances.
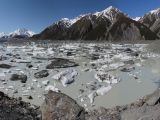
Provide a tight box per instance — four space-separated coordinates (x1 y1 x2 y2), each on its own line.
47 48 54 55
52 69 78 87
8 86 14 90
88 92 97 104
0 73 5 77
96 86 112 96
42 80 49 86
32 79 38 82
45 85 59 92
135 63 142 67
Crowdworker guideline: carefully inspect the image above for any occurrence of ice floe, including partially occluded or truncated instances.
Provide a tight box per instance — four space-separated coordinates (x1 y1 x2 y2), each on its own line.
52 69 78 87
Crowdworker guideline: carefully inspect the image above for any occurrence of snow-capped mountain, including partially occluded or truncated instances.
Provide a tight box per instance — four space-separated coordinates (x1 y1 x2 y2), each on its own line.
9 28 35 37
32 6 159 41
0 28 35 39
93 6 125 22
139 8 160 37
51 14 87 28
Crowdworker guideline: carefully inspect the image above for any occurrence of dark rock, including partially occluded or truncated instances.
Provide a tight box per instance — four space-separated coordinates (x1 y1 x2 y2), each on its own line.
134 76 138 79
120 67 135 72
0 56 8 61
10 59 16 62
124 48 133 53
10 74 27 83
41 91 85 120
21 78 27 83
79 89 85 94
46 58 79 69
27 96 33 100
0 92 4 100
0 64 12 69
123 60 134 65
130 52 139 57
0 91 41 120
34 70 49 79
90 54 100 60
66 52 73 56
26 63 33 68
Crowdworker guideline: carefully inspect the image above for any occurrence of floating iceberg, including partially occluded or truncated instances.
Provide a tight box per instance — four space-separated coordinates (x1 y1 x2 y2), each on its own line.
52 69 78 87
45 85 59 92
96 86 112 96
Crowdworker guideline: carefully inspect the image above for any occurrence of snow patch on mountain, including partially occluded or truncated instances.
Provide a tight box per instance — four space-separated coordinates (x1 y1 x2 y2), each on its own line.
56 14 87 28
150 8 160 14
133 17 141 21
93 6 123 21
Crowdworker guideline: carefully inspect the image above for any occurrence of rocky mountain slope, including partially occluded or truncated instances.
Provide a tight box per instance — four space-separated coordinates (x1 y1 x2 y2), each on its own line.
32 6 159 41
139 8 160 37
0 28 35 39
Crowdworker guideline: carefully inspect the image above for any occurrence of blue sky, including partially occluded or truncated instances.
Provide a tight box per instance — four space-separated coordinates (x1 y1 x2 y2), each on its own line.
0 0 160 33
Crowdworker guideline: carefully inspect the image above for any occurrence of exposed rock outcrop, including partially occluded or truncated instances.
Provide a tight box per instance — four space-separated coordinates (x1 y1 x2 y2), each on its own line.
140 8 160 37
10 74 28 83
46 58 79 69
41 91 85 120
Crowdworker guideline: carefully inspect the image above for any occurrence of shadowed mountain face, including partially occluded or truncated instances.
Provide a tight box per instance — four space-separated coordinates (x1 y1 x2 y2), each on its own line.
140 8 160 37
33 6 159 41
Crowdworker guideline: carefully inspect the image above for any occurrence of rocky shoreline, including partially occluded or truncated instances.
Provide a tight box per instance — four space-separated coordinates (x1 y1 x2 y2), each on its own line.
0 88 159 120
0 91 41 120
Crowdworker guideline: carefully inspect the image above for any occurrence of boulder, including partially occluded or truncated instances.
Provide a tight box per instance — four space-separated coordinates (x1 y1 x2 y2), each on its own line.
0 64 12 69
10 74 27 83
26 63 33 68
41 91 85 120
46 58 79 69
34 70 49 79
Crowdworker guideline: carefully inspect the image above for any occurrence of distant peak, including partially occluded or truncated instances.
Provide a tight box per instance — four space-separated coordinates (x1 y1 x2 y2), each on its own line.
10 28 35 37
102 6 121 13
94 6 124 22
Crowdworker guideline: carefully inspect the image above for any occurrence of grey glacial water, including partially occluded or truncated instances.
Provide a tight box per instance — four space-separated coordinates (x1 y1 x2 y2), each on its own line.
0 42 159 110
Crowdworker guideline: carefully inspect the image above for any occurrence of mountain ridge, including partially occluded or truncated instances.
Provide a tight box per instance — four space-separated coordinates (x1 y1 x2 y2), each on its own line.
31 6 160 40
